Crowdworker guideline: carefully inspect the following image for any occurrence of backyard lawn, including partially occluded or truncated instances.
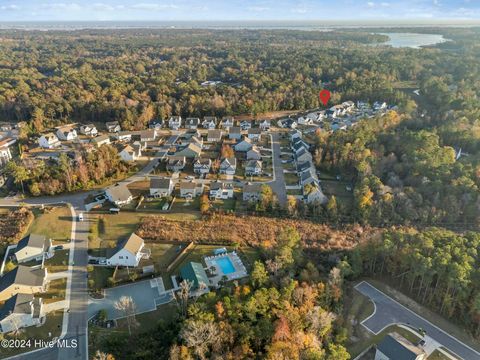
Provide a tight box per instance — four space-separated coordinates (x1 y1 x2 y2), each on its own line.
29 206 72 242
284 172 299 185
40 278 67 304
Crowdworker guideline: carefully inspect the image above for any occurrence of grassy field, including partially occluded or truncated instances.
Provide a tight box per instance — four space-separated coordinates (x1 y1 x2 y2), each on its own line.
427 350 454 360
29 206 72 242
89 266 115 290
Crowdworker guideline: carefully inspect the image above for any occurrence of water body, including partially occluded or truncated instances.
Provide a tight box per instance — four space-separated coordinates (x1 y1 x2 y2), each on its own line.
377 32 448 48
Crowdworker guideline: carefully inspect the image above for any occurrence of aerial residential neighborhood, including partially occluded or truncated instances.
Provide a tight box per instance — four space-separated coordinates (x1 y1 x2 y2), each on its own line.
0 8 479 360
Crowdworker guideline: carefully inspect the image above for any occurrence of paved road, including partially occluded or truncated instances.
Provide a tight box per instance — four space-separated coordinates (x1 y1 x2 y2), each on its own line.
355 281 480 360
268 132 287 206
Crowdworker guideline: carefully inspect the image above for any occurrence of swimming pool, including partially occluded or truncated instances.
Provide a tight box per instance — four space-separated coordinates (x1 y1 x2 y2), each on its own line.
214 257 235 274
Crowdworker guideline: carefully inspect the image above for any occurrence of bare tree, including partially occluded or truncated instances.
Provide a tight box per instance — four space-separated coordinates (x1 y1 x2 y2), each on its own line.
113 296 137 335
180 320 220 360
93 350 115 360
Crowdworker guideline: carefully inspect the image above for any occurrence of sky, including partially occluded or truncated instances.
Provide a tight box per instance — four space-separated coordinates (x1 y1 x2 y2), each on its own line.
0 0 479 22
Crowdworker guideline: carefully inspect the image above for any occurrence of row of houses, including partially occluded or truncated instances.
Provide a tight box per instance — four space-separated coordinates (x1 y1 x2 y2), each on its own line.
0 233 55 333
290 131 327 204
149 116 271 131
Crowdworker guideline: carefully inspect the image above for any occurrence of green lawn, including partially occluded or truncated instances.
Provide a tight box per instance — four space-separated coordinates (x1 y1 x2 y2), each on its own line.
284 172 299 185
287 189 303 196
29 206 72 242
1 310 64 358
89 266 115 290
44 249 70 273
428 350 454 360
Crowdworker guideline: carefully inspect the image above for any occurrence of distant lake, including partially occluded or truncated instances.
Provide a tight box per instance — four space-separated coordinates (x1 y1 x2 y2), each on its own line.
377 32 448 48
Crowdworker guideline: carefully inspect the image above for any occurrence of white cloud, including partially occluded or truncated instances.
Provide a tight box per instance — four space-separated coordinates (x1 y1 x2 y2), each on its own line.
367 2 375 8
40 3 82 11
129 3 179 11
291 7 307 14
0 4 20 11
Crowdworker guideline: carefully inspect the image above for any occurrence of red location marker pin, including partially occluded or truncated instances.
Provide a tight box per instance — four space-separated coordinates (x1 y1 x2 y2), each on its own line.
319 89 331 106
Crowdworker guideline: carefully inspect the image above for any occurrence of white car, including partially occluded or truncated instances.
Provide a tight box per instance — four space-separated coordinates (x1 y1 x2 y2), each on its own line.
78 213 84 221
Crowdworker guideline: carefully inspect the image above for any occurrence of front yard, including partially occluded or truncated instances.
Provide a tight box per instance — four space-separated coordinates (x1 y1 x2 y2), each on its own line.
29 206 72 242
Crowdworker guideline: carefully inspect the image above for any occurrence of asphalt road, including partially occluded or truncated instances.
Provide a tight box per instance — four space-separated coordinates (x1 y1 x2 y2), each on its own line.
355 281 480 360
268 132 288 206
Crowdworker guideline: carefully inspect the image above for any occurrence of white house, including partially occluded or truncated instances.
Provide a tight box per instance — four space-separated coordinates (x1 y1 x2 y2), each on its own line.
0 139 13 167
297 116 314 125
219 157 237 175
105 185 134 207
168 116 182 130
240 120 251 131
245 160 262 176
202 117 217 129
258 120 271 131
14 234 52 264
185 118 200 129
193 158 212 174
220 117 234 129
38 133 61 149
119 144 140 162
150 178 174 198
373 101 388 111
56 125 77 141
247 128 262 142
179 181 204 199
106 121 121 133
79 124 98 137
0 294 43 334
106 233 150 268
209 181 234 199
0 266 48 302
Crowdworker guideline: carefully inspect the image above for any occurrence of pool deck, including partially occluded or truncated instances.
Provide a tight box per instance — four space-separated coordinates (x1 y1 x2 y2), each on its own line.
204 251 248 286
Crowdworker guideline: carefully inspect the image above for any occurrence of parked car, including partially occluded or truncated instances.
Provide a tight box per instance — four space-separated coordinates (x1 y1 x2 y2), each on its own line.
78 213 84 221
54 245 64 251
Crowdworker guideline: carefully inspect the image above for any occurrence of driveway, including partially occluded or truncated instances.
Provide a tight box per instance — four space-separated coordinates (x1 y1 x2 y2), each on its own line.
268 132 288 206
88 277 173 320
355 281 480 360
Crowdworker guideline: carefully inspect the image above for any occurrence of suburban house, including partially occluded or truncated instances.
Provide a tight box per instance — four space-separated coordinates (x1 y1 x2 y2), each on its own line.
150 178 174 197
245 160 263 176
185 118 200 129
202 117 217 129
166 155 186 172
258 120 271 131
375 333 426 360
176 143 202 158
243 183 264 202
148 119 164 130
246 146 262 160
300 168 318 187
296 148 313 163
183 129 201 140
180 262 209 292
79 124 98 137
234 137 253 152
14 234 52 264
91 135 111 147
240 120 251 131
207 129 223 142
139 130 157 142
0 294 43 334
220 117 234 129
105 184 134 207
228 126 242 140
304 184 328 205
115 131 132 142
373 101 388 111
209 181 234 199
0 139 12 166
0 266 48 301
297 116 314 125
281 118 297 129
179 181 204 199
106 233 150 268
119 144 140 162
38 133 61 149
106 121 121 133
190 136 204 149
247 128 262 142
168 116 182 130
219 157 237 175
193 158 212 174
56 125 77 141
